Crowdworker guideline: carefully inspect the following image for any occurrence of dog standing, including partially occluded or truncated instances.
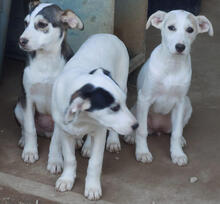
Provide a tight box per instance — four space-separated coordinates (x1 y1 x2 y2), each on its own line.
14 0 83 163
134 10 213 166
47 34 138 200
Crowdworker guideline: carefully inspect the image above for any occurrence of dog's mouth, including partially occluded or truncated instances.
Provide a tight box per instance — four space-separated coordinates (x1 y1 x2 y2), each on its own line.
19 43 33 52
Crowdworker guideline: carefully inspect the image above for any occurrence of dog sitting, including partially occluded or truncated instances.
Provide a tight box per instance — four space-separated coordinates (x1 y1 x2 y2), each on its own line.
14 0 83 163
47 34 138 200
134 10 213 166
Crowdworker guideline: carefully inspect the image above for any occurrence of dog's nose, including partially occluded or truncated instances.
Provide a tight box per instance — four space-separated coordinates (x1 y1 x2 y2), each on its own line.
19 38 29 46
132 123 139 130
175 43 185 53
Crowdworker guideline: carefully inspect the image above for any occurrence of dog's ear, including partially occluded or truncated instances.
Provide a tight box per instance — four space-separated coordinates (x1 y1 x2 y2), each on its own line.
64 97 91 124
61 10 84 30
146 10 167 30
29 0 40 12
64 84 94 124
196 16 214 36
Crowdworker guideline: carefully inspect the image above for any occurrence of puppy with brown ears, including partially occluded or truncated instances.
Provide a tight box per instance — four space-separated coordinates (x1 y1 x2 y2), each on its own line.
14 0 84 163
133 10 213 166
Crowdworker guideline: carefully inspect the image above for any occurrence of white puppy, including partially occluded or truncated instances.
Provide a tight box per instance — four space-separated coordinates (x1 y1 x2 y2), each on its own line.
135 10 213 166
48 34 138 200
14 0 83 163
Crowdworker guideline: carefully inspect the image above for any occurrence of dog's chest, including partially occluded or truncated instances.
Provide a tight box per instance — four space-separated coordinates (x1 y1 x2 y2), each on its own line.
24 57 65 114
152 73 190 114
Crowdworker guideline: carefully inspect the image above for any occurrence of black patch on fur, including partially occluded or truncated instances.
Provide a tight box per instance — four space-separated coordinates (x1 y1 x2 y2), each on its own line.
61 40 74 62
37 5 66 36
37 5 74 61
89 68 119 86
69 83 115 112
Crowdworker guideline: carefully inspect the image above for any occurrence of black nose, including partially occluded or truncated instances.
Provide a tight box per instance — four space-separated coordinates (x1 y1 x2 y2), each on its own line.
175 43 185 53
19 38 29 46
132 123 139 131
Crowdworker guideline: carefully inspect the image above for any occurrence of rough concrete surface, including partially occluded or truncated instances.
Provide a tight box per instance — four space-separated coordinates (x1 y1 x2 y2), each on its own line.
0 0 220 203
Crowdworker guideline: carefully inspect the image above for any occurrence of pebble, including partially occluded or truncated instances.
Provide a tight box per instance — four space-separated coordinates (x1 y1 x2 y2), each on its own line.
190 176 198 183
115 156 120 160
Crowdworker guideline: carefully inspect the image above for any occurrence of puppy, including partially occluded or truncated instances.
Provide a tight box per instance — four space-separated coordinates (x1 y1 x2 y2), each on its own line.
135 10 213 166
14 0 83 163
47 34 138 200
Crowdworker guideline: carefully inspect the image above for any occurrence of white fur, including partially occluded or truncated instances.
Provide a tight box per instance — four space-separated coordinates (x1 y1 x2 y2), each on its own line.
14 3 83 163
135 10 213 166
48 34 137 200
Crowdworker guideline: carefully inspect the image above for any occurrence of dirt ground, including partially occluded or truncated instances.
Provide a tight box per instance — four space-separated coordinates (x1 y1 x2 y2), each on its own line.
0 0 220 203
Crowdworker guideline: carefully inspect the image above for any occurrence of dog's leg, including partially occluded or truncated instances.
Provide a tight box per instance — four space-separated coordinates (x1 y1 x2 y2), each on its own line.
170 98 189 166
106 130 121 153
47 125 63 174
81 135 92 158
123 104 136 144
181 96 192 147
14 103 25 148
84 128 106 200
22 97 38 163
135 91 153 163
56 126 76 192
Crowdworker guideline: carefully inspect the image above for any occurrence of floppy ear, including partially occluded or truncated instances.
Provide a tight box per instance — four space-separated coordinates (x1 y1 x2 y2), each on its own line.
61 10 84 30
64 97 91 124
29 0 40 11
146 10 167 30
196 16 214 36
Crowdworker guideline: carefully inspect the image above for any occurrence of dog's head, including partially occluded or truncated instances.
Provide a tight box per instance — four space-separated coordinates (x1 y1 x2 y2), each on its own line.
19 0 83 52
64 68 138 135
146 10 213 55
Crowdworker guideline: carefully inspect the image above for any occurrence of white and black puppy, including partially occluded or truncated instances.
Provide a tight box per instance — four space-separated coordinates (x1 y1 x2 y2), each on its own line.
47 34 138 200
134 10 213 166
14 0 83 163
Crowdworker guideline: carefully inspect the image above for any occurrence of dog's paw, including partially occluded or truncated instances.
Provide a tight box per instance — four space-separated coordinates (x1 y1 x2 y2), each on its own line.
123 134 135 144
84 182 102 200
18 136 25 148
171 153 188 166
75 139 84 150
22 149 39 163
47 160 63 174
136 151 153 163
56 177 74 192
181 136 187 147
81 144 91 158
106 141 121 153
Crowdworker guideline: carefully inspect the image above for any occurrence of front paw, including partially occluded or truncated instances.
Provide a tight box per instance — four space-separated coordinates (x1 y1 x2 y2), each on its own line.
84 180 102 200
47 159 63 174
75 139 84 150
136 151 153 163
22 149 39 163
106 141 121 153
81 143 91 158
56 177 75 192
123 134 135 144
171 152 188 166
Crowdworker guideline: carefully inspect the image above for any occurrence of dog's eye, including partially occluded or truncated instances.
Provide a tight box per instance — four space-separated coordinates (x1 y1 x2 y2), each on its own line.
110 104 120 112
38 22 48 28
186 27 194 33
168 25 176 31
